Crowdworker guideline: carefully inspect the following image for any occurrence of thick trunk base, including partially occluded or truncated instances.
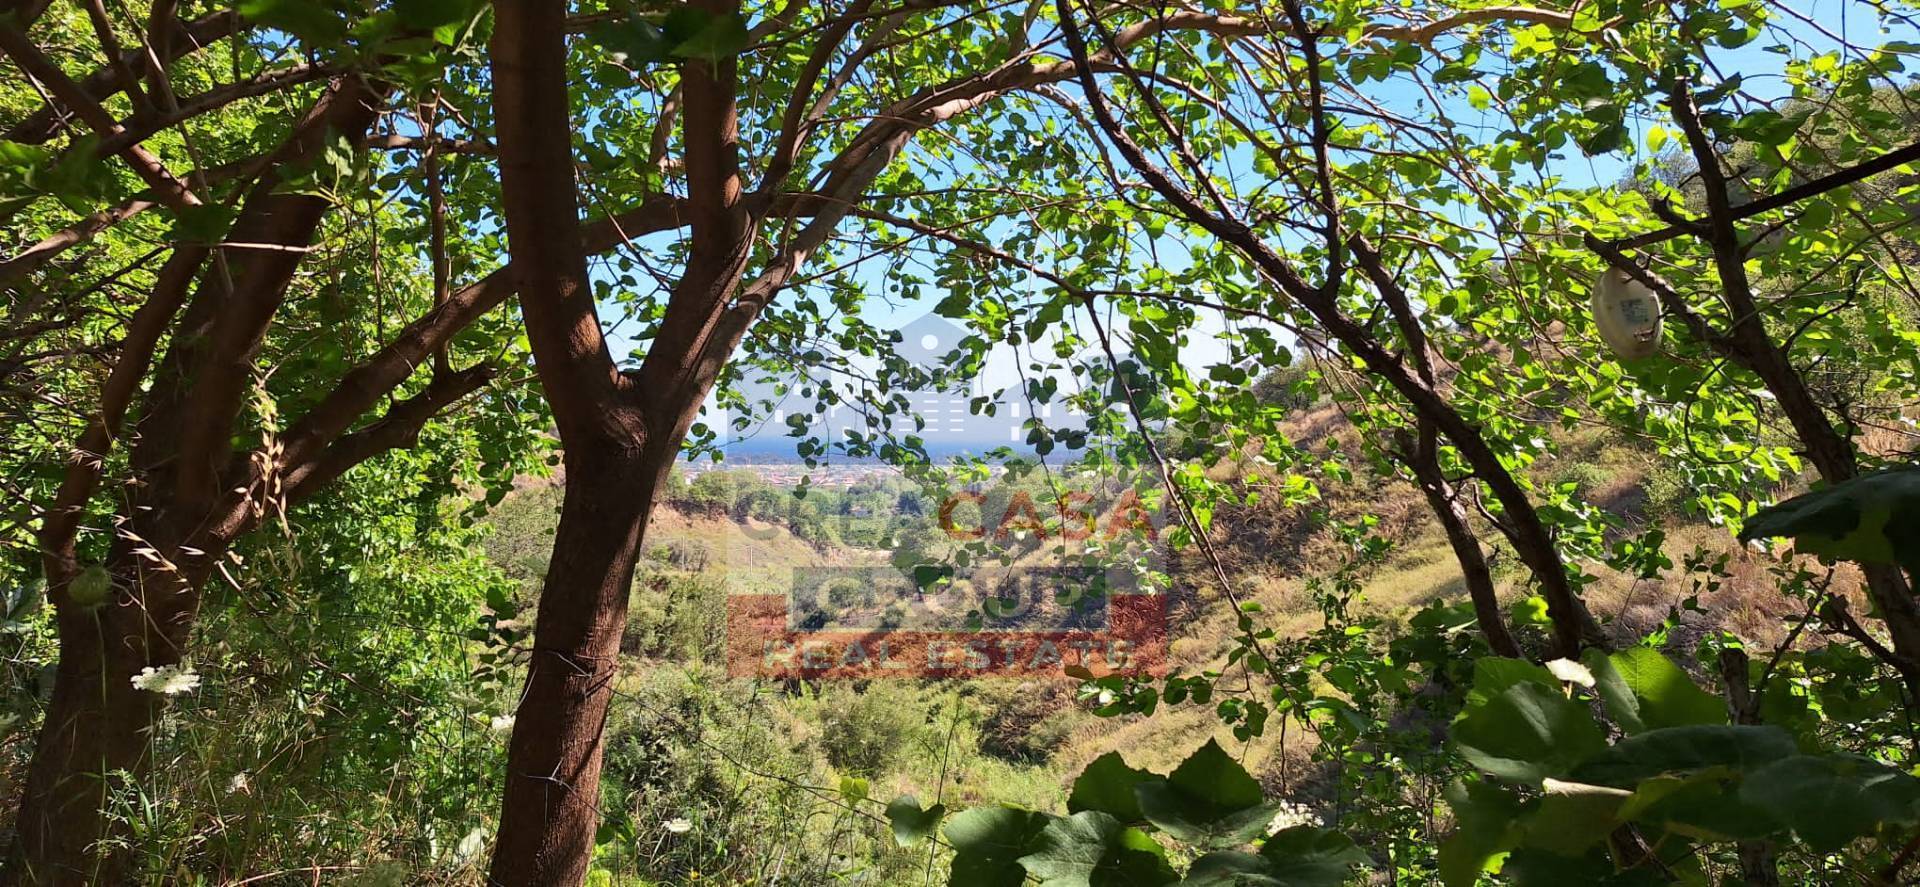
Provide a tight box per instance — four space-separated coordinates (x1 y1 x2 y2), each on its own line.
6 606 156 884
488 458 656 886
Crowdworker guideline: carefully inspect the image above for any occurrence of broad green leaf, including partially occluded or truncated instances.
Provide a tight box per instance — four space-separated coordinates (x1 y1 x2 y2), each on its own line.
1181 850 1274 886
1017 811 1177 887
886 795 946 848
1582 648 1726 734
1501 849 1667 886
1133 740 1269 844
1451 681 1607 783
946 807 1048 887
1439 780 1523 887
1179 827 1366 886
1255 826 1369 885
1623 773 1777 842
1463 657 1560 709
1520 781 1629 856
1738 468 1920 569
1068 752 1154 822
666 8 750 62
1572 725 1795 786
393 0 473 31
1739 754 1920 850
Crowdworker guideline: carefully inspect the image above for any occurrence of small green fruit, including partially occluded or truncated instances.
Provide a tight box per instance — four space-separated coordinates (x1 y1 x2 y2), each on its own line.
67 565 111 609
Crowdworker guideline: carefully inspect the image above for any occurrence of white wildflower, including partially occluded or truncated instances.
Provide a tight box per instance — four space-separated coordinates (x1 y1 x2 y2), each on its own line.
1267 800 1319 834
663 817 693 834
454 826 488 863
228 772 250 794
489 714 516 734
1545 658 1596 688
130 663 200 695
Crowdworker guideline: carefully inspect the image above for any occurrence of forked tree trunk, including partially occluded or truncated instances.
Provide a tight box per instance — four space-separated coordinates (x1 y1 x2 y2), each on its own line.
484 0 762 868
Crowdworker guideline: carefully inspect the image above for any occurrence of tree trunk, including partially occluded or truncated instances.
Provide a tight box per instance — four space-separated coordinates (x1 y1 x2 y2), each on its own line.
10 590 155 884
9 540 219 883
4 75 445 882
487 447 666 885
1718 648 1781 886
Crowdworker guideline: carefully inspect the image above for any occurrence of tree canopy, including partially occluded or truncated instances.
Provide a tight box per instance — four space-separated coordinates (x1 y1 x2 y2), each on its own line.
2 0 1919 883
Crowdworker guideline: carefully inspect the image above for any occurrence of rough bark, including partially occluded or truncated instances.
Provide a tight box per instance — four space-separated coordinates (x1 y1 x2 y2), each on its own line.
487 451 658 885
484 0 658 880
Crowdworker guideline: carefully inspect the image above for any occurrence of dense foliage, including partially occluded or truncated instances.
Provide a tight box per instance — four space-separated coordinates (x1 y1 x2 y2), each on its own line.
2 0 1919 883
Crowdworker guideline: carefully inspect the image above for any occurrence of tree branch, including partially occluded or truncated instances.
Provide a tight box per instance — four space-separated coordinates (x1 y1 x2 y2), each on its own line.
3 10 244 144
0 20 202 208
280 363 497 503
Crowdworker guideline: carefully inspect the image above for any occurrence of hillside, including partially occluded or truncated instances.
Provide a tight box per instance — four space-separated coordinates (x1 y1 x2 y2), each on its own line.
472 401 1851 884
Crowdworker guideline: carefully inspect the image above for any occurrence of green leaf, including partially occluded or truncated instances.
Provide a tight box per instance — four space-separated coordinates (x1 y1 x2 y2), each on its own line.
1464 657 1560 709
1181 828 1367 886
1255 826 1369 885
1501 849 1666 885
1572 725 1795 786
1520 781 1629 856
0 140 51 169
1451 681 1607 783
1582 648 1726 735
170 204 239 245
1738 467 1920 569
886 795 947 847
667 8 750 62
1739 754 1920 850
946 807 1048 887
1731 109 1801 145
238 0 350 45
1017 811 1177 887
1578 120 1627 156
1181 850 1276 886
586 18 673 65
838 775 869 803
1620 772 1778 841
1133 740 1269 843
393 0 472 31
1439 780 1523 887
1068 752 1154 822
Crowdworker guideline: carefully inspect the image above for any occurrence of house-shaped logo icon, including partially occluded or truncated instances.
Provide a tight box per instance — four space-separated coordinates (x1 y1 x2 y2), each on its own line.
719 312 1084 458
